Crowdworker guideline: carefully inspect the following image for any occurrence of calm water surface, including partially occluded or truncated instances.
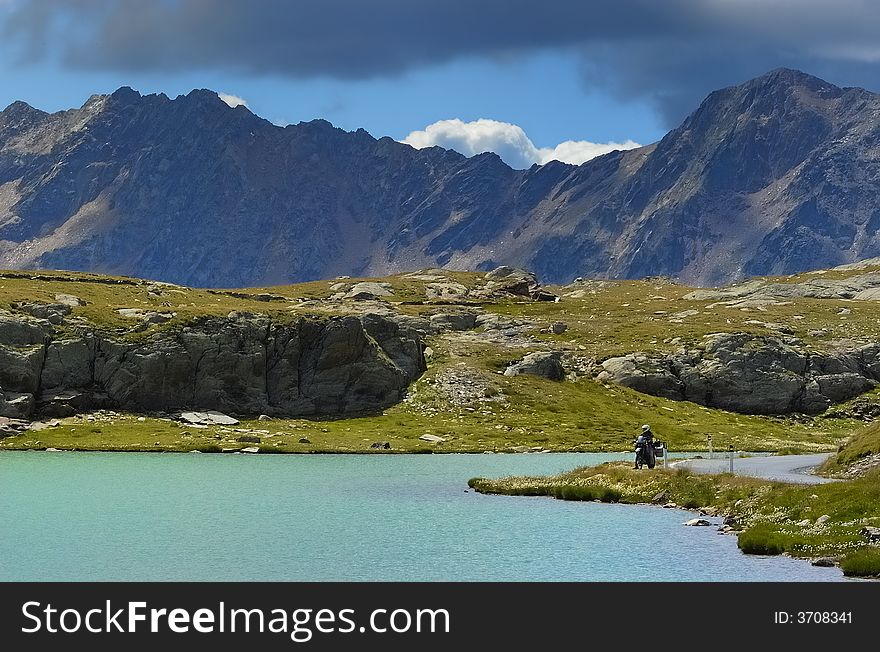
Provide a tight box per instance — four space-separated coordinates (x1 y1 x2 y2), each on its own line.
0 451 844 581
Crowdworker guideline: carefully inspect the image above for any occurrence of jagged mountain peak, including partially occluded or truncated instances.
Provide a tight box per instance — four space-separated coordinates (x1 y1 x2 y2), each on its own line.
681 66 856 129
109 85 142 103
81 86 254 119
2 99 42 115
0 100 48 140
177 87 235 110
747 66 838 89
1 69 879 287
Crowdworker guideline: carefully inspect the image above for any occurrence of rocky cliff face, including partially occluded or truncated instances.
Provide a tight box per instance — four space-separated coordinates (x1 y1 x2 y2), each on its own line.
2 69 880 287
596 333 880 415
0 310 425 419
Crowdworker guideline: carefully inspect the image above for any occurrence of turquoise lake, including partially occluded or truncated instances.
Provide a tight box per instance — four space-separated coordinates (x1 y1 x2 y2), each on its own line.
0 451 845 581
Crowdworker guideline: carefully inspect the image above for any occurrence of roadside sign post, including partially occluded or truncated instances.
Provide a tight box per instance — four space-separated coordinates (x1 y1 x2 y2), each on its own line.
729 445 734 473
707 434 713 459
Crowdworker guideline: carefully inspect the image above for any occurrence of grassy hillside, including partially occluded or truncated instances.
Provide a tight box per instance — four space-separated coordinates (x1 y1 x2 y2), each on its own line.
4 262 880 347
2 263 880 453
821 421 880 476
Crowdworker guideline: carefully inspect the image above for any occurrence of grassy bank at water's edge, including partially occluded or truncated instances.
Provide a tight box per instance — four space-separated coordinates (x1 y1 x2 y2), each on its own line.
821 421 880 475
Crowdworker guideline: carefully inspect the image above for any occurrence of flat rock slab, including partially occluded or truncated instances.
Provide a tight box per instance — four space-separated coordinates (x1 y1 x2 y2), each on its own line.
54 293 84 307
179 411 240 426
344 282 393 299
27 420 62 431
419 434 446 443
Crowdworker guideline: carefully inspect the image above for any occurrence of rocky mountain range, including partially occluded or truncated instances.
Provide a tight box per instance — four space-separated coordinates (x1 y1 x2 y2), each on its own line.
2 68 879 287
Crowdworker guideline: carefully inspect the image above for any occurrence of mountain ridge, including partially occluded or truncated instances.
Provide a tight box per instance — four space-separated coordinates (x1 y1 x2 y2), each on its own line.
2 68 879 287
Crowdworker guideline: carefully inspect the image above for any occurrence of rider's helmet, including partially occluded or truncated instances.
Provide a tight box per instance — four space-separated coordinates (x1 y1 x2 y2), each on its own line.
641 424 650 431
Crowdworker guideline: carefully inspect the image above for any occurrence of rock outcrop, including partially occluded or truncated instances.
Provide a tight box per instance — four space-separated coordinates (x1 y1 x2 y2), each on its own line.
596 333 879 414
483 267 558 301
429 312 477 332
0 311 425 420
684 269 880 303
504 352 565 381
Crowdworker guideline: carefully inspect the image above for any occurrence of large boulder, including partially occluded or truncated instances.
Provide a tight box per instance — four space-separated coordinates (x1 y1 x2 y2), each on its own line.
0 392 35 419
683 272 880 303
596 355 684 400
343 282 393 300
814 373 875 403
0 312 51 346
12 302 71 324
181 411 240 426
429 312 477 332
504 352 565 381
485 266 534 283
54 293 84 307
297 315 417 414
684 334 810 413
360 313 426 382
0 345 45 394
425 282 469 300
484 266 539 297
382 314 435 336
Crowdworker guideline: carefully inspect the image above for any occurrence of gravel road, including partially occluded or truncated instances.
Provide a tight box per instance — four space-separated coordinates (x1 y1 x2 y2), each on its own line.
673 453 835 485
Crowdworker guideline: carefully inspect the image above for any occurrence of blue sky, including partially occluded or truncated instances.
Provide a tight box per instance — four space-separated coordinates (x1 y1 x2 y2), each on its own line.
2 1 880 168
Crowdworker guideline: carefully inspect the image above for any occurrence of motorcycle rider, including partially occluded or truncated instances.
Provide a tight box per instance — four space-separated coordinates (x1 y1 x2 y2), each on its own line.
634 424 655 469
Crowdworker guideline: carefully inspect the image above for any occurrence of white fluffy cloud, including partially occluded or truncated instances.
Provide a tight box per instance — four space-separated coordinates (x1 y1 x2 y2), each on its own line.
218 92 248 108
537 138 642 166
401 118 640 168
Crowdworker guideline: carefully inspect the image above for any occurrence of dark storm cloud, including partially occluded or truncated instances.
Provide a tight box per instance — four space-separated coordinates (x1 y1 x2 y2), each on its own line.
4 0 880 126
3 0 685 76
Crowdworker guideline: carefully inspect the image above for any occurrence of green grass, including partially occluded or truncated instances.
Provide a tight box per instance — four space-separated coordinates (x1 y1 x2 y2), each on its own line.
737 524 794 556
840 549 880 577
734 523 864 559
728 469 880 572
468 462 767 508
404 361 850 452
508 275 880 358
753 469 880 523
822 421 880 474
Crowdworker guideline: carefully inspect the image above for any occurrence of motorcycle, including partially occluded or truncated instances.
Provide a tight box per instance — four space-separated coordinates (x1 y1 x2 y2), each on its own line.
634 434 656 469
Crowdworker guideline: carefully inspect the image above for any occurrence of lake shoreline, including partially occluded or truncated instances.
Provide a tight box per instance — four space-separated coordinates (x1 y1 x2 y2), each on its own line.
469 461 880 578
